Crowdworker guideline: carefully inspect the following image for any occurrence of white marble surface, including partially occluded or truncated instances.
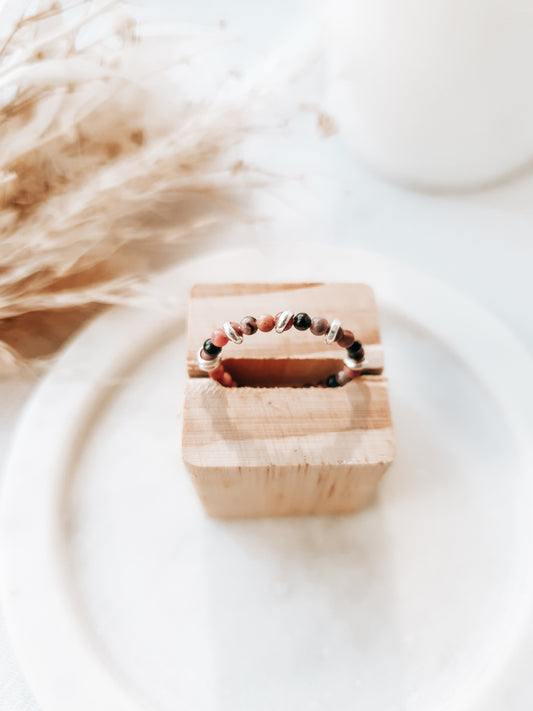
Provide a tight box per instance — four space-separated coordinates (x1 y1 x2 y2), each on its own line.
1 184 533 711
1 0 533 709
2 247 533 711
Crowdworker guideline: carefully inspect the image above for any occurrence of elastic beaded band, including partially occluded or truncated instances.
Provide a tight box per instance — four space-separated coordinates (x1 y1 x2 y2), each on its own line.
198 310 367 388
223 321 243 344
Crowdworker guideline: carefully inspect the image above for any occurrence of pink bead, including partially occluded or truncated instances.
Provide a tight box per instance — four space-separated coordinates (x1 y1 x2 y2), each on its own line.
257 314 275 332
209 364 225 380
222 372 233 387
343 365 359 380
211 328 228 347
200 348 217 361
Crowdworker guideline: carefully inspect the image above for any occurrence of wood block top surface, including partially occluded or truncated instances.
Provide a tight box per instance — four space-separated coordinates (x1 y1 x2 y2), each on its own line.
186 282 384 386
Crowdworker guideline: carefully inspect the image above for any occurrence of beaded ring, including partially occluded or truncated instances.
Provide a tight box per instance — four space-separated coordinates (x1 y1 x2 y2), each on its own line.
197 310 367 388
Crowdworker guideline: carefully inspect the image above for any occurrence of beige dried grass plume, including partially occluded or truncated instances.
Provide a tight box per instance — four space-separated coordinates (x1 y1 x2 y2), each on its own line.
0 0 260 373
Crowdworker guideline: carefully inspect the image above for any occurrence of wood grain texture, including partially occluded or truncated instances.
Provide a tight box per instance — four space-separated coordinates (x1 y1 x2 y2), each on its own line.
182 379 394 518
186 282 383 386
181 282 394 518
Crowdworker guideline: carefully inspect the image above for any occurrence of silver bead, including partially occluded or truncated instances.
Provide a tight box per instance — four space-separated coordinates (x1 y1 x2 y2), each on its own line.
336 369 350 386
223 321 243 344
343 356 368 371
275 310 293 333
197 348 222 372
325 318 341 344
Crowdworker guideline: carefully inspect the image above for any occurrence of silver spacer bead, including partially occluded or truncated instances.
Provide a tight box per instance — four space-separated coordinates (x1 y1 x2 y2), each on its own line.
343 356 368 371
325 318 342 344
336 369 350 386
223 321 243 344
275 310 293 333
197 348 222 372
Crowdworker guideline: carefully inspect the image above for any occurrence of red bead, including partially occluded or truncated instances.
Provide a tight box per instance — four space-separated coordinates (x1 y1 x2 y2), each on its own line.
338 329 355 348
211 328 228 347
257 314 275 332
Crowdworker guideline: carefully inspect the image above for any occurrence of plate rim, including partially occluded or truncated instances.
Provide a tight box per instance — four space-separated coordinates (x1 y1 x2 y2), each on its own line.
1 243 533 711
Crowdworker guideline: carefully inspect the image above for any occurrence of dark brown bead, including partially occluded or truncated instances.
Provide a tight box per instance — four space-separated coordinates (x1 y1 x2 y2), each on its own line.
203 339 221 356
209 364 225 380
310 317 328 336
240 316 258 335
338 329 355 348
293 312 311 330
348 346 365 362
347 341 364 359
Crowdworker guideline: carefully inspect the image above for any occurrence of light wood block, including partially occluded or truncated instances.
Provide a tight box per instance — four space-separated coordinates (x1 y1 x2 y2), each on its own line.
181 282 394 518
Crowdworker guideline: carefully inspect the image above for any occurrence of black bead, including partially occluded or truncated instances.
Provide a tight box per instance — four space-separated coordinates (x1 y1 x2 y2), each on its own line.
326 374 339 387
347 341 364 359
293 312 311 330
203 338 221 356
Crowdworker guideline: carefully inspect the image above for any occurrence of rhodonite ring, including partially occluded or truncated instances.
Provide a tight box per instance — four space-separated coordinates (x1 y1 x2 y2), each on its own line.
197 310 367 388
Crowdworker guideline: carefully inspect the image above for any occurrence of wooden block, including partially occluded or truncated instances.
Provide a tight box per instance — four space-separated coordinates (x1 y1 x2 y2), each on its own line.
182 379 394 517
181 282 394 518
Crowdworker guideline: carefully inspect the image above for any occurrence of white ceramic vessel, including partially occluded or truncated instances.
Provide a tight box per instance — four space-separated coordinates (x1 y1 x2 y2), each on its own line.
325 0 533 190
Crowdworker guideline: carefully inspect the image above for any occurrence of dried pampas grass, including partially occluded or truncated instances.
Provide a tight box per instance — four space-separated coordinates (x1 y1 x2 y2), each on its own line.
0 0 264 373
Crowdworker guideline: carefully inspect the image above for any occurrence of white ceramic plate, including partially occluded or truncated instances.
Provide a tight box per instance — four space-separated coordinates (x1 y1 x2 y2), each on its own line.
1 245 533 711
